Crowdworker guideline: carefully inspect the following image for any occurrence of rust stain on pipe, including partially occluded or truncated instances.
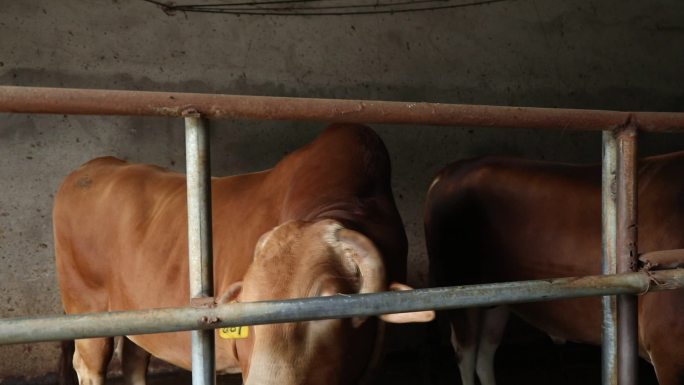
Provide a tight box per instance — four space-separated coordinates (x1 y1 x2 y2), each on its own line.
2 86 684 132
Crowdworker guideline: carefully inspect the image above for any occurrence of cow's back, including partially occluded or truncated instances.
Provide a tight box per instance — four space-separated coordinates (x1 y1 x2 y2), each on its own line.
54 157 192 313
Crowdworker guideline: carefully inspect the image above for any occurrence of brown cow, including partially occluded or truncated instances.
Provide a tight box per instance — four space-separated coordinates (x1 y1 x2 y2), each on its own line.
54 123 434 385
424 153 684 385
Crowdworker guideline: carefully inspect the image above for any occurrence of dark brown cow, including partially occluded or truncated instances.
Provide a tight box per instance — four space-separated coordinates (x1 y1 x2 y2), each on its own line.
54 123 434 385
425 153 684 385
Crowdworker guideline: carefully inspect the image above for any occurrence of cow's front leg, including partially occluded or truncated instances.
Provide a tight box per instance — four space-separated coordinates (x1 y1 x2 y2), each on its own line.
122 337 151 385
475 306 509 385
448 308 481 385
73 337 114 385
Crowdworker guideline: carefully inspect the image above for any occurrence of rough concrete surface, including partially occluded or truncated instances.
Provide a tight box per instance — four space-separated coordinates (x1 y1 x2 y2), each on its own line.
1 0 683 382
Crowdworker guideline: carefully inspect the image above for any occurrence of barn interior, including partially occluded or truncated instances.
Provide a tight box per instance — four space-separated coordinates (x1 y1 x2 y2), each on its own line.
1 1 683 384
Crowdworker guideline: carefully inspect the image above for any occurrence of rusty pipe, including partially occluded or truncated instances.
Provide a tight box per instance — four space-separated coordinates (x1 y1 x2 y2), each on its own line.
2 86 684 132
616 126 638 385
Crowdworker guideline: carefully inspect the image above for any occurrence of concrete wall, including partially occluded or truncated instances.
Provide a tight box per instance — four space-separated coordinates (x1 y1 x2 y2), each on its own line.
1 0 683 381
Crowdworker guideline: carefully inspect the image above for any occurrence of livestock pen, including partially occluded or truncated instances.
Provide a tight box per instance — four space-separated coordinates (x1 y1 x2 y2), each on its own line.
1 85 684 385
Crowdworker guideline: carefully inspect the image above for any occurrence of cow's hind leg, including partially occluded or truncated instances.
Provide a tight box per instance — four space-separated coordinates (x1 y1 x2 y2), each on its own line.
448 308 482 385
73 337 114 385
122 337 151 385
475 306 509 385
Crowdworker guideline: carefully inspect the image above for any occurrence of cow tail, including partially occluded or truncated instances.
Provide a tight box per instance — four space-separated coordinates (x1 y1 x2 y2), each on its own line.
58 340 78 385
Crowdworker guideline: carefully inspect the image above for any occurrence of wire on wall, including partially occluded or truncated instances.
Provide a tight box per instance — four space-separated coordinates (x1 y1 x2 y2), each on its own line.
142 0 510 16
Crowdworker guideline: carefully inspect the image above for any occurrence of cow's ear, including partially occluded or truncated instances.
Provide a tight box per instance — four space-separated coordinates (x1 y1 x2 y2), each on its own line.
215 281 243 304
379 282 435 323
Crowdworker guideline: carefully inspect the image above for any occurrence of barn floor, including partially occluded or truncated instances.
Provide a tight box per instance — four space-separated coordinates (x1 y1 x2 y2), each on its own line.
106 343 658 385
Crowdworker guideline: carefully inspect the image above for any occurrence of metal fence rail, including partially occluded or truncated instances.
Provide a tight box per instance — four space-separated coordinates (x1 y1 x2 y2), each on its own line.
185 115 215 385
1 269 683 346
2 86 684 131
601 131 618 384
614 127 639 385
1 85 684 385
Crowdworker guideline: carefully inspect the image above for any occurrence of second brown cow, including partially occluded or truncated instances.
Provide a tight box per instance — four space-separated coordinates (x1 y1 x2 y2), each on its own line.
425 153 684 385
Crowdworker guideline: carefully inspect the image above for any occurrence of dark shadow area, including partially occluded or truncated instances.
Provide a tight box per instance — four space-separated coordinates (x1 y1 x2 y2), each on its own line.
423 315 658 385
98 319 659 385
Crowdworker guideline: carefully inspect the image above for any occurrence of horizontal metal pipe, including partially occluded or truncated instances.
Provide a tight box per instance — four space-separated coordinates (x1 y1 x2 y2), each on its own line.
1 86 684 132
0 269 683 346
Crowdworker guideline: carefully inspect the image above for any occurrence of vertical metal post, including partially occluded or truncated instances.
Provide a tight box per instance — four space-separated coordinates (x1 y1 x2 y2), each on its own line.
185 114 216 385
601 131 618 385
616 126 638 385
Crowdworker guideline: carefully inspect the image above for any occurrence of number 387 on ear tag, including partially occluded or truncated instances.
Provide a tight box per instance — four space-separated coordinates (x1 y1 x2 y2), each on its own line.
219 326 249 339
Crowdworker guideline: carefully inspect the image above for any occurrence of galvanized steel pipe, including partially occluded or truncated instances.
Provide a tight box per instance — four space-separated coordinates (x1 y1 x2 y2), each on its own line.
185 115 216 385
2 86 684 132
0 269 683 346
601 131 618 385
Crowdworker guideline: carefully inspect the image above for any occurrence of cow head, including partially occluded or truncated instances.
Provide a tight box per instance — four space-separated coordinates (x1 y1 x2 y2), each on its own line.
227 219 433 385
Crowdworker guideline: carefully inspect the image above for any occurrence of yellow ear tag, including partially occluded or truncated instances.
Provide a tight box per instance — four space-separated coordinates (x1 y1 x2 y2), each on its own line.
219 326 249 339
